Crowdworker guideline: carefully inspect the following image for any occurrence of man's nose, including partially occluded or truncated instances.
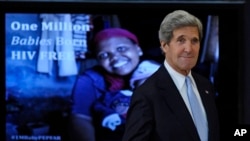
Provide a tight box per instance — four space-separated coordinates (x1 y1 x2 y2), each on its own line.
184 42 193 52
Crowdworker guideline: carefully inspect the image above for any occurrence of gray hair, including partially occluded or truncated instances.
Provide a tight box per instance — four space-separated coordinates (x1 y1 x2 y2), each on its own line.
159 10 203 44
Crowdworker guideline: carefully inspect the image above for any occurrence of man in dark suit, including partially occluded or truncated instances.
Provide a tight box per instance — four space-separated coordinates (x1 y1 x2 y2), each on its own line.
122 10 220 141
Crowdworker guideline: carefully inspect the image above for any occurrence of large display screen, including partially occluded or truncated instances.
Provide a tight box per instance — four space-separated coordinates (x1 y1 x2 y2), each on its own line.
2 2 245 141
5 12 219 141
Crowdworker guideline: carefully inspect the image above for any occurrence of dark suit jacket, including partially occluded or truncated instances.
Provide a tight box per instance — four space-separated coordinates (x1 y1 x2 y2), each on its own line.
122 65 220 141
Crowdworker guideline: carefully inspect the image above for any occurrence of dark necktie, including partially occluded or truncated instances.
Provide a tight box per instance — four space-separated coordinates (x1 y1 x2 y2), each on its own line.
185 76 208 141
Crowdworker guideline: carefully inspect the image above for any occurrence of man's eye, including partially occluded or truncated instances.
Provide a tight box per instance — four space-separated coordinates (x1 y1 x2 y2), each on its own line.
192 38 200 44
97 53 109 60
178 38 185 43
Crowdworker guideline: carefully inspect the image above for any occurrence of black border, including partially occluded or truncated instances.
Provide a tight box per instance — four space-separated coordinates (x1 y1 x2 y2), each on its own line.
0 1 246 140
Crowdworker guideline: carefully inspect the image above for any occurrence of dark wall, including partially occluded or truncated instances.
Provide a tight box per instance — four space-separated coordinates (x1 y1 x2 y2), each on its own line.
242 0 250 124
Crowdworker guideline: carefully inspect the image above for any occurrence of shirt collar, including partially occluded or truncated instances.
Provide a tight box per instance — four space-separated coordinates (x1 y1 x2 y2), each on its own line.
163 60 192 90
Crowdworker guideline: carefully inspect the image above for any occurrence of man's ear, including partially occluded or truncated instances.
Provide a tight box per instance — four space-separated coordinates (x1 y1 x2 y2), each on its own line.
160 41 168 54
160 41 167 48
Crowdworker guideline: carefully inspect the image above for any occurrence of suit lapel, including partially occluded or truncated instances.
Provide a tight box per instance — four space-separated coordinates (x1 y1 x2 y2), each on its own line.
156 66 200 140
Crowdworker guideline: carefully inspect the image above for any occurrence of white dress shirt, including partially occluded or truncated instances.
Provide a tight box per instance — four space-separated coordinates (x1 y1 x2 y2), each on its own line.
163 60 207 120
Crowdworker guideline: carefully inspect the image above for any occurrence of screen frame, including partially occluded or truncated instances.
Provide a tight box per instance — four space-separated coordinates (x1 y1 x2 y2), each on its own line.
1 1 246 140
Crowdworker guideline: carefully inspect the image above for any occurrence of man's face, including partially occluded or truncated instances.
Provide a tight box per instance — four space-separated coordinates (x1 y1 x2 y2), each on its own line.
96 37 142 76
161 26 200 75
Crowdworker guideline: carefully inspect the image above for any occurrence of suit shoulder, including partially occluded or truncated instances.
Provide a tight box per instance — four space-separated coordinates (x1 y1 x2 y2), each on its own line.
192 71 215 92
192 71 211 83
